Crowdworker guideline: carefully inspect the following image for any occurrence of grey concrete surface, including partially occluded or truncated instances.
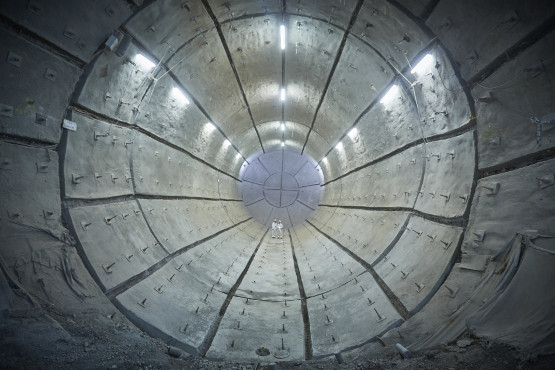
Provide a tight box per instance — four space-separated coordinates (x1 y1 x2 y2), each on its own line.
373 215 462 312
67 200 168 292
1 0 555 367
63 112 134 199
426 0 554 80
306 270 402 358
0 0 131 61
284 17 344 127
240 149 323 228
309 209 409 266
473 29 555 170
0 29 80 143
115 222 265 355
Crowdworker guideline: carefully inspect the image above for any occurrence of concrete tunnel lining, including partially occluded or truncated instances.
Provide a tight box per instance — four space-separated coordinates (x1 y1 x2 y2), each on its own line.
1 0 555 368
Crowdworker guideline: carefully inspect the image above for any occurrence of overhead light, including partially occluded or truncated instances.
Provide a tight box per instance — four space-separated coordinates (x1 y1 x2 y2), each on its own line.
335 142 343 151
281 123 285 131
134 53 156 71
171 87 190 104
380 85 399 105
280 25 285 50
411 53 434 75
280 88 286 101
348 127 358 140
205 122 215 132
281 141 285 147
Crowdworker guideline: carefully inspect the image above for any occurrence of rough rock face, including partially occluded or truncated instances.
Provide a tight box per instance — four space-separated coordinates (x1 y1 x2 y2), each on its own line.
1 0 554 368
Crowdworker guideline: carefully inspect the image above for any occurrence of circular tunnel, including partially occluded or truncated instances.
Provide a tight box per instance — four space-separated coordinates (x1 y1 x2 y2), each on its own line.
1 0 555 367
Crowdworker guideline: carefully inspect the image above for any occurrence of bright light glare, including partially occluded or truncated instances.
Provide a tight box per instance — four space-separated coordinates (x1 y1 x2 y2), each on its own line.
348 127 358 140
235 153 242 159
171 87 190 104
411 53 434 75
281 123 285 131
280 88 286 101
205 122 215 132
223 139 231 148
280 25 285 50
322 157 328 163
335 142 343 151
380 85 399 105
134 53 156 71
281 142 285 147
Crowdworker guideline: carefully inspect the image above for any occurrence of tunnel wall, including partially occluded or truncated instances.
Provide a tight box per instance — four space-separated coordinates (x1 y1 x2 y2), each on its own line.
0 0 554 365
306 0 555 357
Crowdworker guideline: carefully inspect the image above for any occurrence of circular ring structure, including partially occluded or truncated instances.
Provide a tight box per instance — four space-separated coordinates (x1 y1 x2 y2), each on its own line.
239 150 324 228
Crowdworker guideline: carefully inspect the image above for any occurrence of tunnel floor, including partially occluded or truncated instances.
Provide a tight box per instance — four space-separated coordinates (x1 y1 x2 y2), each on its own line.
1 0 555 368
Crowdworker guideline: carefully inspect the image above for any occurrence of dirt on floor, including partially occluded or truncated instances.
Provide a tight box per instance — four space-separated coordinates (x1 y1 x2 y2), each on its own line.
1 305 554 370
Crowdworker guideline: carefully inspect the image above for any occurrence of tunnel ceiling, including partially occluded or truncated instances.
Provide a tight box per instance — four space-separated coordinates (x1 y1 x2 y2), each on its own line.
2 0 555 366
86 0 438 174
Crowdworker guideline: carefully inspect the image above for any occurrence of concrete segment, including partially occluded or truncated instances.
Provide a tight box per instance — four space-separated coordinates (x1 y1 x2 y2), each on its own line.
311 209 409 267
138 198 248 254
63 112 134 199
206 227 306 362
207 0 282 23
373 215 462 312
414 132 475 217
124 0 213 61
0 0 131 61
351 4 432 71
324 145 425 208
169 29 252 141
1 0 555 367
307 271 402 357
222 16 282 125
461 157 555 258
0 142 61 227
0 28 80 143
206 298 305 362
76 41 154 124
235 230 300 301
426 0 555 80
310 34 393 160
133 133 222 198
291 225 366 297
473 29 555 170
67 200 168 292
132 74 241 175
284 17 344 128
114 221 265 354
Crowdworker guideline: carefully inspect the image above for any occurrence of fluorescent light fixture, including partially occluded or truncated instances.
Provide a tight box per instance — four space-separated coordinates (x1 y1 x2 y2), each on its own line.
280 25 285 50
380 85 399 105
134 53 156 71
281 142 285 147
348 127 358 140
411 53 434 75
281 123 285 131
335 142 343 151
280 88 286 101
171 87 190 104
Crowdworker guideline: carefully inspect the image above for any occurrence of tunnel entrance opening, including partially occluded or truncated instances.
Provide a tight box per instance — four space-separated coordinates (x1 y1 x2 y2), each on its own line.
239 149 324 229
